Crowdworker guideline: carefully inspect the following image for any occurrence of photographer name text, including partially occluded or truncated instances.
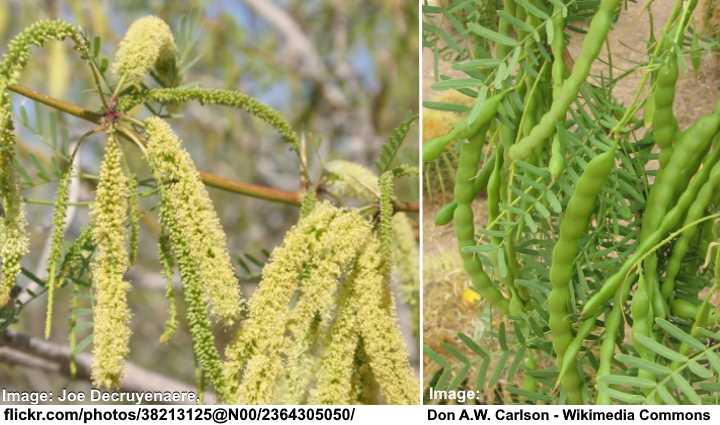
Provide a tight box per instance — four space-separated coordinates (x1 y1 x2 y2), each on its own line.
1 389 197 404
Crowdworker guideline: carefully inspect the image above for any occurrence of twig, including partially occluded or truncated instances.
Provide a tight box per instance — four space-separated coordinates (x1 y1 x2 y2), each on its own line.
7 84 419 212
0 330 215 403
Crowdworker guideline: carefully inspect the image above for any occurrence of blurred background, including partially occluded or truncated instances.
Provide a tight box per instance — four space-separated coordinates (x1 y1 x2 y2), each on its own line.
0 0 418 400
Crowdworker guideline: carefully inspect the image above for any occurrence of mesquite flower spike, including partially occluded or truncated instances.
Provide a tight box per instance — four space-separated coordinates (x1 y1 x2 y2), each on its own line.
1 20 89 306
144 117 244 326
120 88 300 150
112 16 178 88
89 135 132 389
223 202 339 402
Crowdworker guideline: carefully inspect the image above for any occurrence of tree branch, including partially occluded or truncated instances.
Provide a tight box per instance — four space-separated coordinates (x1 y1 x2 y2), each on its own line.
8 84 103 124
0 330 214 403
6 83 418 212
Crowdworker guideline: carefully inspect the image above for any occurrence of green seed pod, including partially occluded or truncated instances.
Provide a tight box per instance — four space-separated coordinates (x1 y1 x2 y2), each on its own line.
586 108 720 318
508 0 621 161
435 201 457 226
422 93 504 162
661 145 720 300
671 298 702 320
422 131 459 162
452 125 509 314
548 147 614 404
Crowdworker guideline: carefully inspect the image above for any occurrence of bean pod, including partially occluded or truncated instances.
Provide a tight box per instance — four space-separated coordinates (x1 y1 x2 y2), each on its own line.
661 145 720 300
423 93 505 162
585 108 720 318
508 0 621 161
548 147 615 403
453 126 509 313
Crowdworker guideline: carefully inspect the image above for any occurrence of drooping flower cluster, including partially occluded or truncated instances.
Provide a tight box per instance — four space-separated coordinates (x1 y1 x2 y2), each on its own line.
44 166 73 338
223 202 418 404
111 16 177 88
0 20 89 92
120 87 301 150
144 116 244 326
89 136 132 389
352 236 418 404
223 202 339 402
0 96 28 307
1 20 88 307
391 212 419 335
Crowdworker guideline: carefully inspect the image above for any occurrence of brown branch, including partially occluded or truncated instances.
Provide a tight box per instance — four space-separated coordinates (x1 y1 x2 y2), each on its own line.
8 83 103 124
6 83 419 212
198 171 300 205
0 330 215 403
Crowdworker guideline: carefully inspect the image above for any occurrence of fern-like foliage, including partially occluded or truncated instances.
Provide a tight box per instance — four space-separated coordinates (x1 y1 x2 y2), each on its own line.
602 319 720 404
423 0 720 405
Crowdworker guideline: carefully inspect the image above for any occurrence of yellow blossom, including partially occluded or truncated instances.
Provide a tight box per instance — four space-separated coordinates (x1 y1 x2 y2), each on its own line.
144 117 243 326
353 236 418 404
392 212 419 334
89 135 131 389
279 210 372 403
308 277 361 404
223 202 339 403
112 16 177 87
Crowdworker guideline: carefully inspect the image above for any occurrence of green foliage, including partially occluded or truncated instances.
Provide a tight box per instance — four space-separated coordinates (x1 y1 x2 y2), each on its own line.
423 0 720 405
377 113 418 174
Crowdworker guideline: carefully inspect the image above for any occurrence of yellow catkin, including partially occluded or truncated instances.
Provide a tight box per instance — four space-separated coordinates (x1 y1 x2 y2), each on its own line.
1 20 89 306
144 117 243 325
0 95 29 307
378 171 394 308
44 167 73 339
89 135 131 389
127 174 140 265
158 233 177 343
223 203 339 403
325 160 380 202
391 213 419 335
280 211 372 403
308 275 362 404
112 16 177 87
353 236 418 404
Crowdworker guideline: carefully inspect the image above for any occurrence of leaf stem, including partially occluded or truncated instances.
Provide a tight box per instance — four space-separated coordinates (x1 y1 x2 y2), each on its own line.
8 83 419 212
